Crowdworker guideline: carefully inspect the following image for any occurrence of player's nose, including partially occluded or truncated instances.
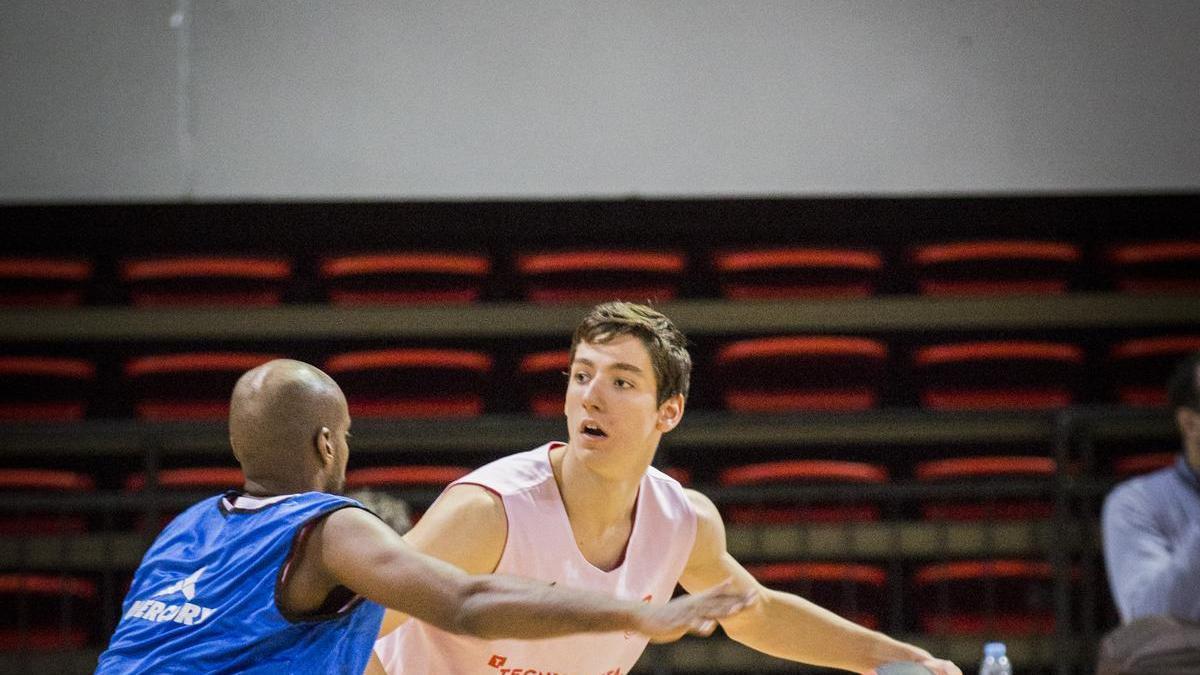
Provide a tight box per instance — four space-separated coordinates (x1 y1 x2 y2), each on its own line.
580 376 604 410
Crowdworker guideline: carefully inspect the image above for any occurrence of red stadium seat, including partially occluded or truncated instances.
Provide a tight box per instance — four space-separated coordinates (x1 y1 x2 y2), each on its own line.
125 353 281 420
125 468 244 530
1109 336 1200 407
121 256 291 306
519 350 570 417
715 336 888 412
914 341 1083 410
915 456 1056 520
320 252 491 304
345 466 472 490
661 467 692 485
914 560 1056 635
0 575 97 650
0 356 95 421
1112 452 1176 478
325 349 492 418
0 257 92 306
746 562 886 629
346 467 472 527
713 248 883 299
124 467 245 492
1106 241 1200 294
516 250 686 304
911 241 1080 296
720 460 888 523
0 469 94 535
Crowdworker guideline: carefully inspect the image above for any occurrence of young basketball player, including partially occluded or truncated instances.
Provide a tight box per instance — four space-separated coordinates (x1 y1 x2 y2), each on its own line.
371 303 960 675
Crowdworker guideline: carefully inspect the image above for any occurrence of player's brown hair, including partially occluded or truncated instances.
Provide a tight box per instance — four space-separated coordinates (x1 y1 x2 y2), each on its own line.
569 301 691 405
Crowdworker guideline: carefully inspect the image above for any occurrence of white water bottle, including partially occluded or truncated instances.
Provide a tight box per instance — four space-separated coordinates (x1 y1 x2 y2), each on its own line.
979 642 1012 675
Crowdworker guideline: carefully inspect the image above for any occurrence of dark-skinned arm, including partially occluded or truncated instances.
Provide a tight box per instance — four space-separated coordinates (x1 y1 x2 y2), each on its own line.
309 506 749 641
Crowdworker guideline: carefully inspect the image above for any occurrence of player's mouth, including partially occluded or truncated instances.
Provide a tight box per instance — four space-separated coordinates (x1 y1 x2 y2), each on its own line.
579 420 609 440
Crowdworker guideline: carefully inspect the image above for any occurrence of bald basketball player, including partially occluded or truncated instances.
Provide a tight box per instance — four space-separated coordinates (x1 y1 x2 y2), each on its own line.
97 359 751 674
372 303 961 675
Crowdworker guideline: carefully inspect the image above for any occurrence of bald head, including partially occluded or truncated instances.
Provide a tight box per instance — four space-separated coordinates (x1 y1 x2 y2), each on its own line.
229 359 351 495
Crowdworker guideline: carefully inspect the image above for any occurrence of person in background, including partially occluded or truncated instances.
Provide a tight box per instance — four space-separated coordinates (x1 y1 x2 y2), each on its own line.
1103 352 1200 623
347 489 413 536
1098 352 1200 675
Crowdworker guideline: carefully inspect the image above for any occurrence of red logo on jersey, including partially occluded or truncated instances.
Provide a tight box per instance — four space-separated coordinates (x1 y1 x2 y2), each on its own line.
486 652 620 674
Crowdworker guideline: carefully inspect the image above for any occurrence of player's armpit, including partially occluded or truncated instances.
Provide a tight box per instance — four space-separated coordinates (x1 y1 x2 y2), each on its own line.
362 651 388 675
402 483 507 575
678 490 766 619
376 609 407 638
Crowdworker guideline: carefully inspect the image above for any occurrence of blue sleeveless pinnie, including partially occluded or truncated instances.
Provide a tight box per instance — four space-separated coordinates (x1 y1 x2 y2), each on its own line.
97 491 384 674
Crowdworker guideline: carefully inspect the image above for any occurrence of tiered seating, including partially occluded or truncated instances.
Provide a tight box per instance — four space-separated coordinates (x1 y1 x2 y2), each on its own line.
0 356 95 420
320 252 490 304
914 341 1083 410
913 560 1056 635
346 466 473 524
0 469 94 535
325 349 492 417
1106 240 1200 294
125 467 245 529
345 466 472 492
0 574 97 649
915 456 1056 520
0 257 92 306
3 221 1195 665
516 250 686 304
124 467 245 492
911 240 1080 295
1109 336 1200 406
121 256 291 306
518 350 570 417
713 248 883 298
715 337 888 412
125 353 281 420
1111 452 1176 478
745 562 886 629
719 460 888 523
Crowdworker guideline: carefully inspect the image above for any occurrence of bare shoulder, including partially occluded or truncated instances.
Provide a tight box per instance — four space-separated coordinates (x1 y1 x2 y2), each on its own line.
684 488 720 518
417 483 507 534
679 489 756 594
683 488 728 552
403 483 507 574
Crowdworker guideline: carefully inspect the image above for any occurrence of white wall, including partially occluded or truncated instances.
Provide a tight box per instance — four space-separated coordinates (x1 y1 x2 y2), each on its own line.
3 1 1199 201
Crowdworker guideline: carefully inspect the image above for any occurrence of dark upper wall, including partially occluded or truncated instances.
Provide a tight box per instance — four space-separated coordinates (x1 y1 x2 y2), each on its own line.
3 1 1200 202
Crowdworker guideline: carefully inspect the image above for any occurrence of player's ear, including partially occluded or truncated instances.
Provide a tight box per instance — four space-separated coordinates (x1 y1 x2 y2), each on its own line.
314 426 335 467
656 394 685 433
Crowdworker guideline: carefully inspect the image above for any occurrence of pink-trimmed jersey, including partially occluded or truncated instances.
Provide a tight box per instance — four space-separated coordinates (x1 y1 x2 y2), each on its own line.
374 442 698 674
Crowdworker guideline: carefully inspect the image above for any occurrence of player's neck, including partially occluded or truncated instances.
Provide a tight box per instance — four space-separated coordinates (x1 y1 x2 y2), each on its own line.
241 474 324 497
1185 441 1200 475
553 446 642 528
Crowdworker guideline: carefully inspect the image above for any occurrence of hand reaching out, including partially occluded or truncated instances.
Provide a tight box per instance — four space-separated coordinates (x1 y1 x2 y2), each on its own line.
633 580 755 643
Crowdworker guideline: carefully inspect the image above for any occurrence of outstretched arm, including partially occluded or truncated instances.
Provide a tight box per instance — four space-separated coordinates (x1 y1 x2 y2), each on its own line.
677 490 960 675
306 504 749 641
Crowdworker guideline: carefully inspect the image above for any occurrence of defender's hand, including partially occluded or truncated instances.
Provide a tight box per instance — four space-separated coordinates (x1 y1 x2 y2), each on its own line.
634 581 754 643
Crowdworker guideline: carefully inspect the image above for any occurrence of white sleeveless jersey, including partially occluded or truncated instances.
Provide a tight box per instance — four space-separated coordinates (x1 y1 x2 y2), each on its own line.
374 442 698 674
